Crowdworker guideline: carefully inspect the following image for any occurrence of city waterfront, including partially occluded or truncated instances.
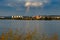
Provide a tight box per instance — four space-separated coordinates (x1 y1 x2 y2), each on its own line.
0 0 60 40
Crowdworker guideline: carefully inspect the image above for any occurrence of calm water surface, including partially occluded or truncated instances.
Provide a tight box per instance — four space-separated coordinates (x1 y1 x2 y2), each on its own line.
0 20 60 35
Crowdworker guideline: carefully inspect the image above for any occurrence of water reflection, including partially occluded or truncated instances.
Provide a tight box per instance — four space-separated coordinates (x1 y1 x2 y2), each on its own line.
0 20 60 35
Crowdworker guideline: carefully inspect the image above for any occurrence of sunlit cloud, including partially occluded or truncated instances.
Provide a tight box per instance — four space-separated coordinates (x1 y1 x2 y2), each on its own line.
0 0 60 15
0 0 51 11
25 0 50 7
24 0 50 13
25 2 43 7
0 0 51 8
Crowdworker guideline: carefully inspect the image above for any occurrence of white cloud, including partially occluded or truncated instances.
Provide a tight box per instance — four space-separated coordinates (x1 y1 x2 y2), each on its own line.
5 0 50 7
7 3 14 7
25 0 50 7
1 0 50 11
25 2 43 7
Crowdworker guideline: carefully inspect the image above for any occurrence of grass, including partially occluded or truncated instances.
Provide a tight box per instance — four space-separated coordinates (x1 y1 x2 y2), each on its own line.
0 28 58 40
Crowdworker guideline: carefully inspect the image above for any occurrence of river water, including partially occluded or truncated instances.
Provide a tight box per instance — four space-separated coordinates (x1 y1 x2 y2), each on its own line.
0 20 60 38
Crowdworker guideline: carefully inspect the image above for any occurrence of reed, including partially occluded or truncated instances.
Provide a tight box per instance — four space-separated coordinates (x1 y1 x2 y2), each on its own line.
0 28 58 40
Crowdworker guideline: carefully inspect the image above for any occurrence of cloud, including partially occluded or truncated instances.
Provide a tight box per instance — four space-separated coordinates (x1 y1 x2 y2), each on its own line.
0 0 50 7
0 0 51 11
24 0 51 8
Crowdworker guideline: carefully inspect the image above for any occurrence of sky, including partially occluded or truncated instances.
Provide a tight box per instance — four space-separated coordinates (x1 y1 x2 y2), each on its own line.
0 0 60 16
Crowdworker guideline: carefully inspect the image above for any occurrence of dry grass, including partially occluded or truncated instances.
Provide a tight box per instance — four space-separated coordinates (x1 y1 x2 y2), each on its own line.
0 28 58 40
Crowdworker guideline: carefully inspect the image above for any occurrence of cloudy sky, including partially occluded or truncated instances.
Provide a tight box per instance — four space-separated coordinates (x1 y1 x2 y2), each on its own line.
0 0 60 16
